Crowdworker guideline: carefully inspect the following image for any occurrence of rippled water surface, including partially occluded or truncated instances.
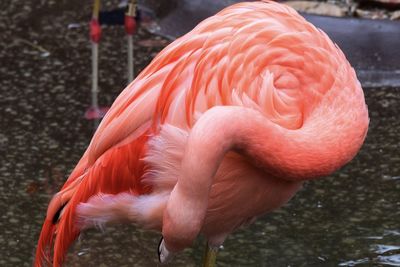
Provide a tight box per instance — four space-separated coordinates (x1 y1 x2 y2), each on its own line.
0 1 399 266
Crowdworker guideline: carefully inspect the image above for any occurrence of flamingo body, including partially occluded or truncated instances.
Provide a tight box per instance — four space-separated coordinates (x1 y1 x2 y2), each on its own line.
35 1 369 265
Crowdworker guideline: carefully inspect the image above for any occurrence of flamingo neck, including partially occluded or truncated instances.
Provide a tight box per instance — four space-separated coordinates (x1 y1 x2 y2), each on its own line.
162 97 368 251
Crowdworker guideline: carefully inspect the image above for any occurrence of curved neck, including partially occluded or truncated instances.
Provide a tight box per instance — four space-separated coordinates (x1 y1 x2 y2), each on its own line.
183 103 367 183
163 101 368 251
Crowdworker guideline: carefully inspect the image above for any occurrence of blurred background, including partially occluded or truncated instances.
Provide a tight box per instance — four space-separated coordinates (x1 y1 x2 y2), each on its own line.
0 0 399 266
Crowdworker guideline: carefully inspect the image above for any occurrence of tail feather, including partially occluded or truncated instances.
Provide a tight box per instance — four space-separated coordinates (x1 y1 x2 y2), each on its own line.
35 219 56 266
76 192 169 230
77 193 137 229
35 133 151 266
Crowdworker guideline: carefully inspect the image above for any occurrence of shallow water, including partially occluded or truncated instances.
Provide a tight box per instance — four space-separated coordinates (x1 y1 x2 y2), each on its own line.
1 1 399 266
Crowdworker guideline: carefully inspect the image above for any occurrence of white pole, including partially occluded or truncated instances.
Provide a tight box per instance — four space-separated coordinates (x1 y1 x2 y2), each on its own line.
126 0 136 84
92 42 99 128
90 0 101 128
127 34 134 83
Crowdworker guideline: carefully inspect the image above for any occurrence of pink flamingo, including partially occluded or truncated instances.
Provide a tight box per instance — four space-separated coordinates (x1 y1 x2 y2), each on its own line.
35 1 369 266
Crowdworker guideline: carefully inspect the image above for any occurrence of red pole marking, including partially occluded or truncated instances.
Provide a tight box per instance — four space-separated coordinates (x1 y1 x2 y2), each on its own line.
90 19 102 43
125 15 136 35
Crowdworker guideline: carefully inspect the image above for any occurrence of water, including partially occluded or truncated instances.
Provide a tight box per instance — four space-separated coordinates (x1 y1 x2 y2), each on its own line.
0 1 399 266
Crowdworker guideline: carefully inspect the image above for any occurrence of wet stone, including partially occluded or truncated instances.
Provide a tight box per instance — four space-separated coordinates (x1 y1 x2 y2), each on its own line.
9 257 22 263
8 218 19 224
8 240 18 247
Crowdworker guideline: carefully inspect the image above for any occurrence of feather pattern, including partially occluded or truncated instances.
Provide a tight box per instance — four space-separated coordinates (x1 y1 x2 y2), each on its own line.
35 1 368 266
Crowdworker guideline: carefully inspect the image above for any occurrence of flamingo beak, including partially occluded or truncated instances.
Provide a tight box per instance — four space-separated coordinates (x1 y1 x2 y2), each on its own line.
158 237 175 264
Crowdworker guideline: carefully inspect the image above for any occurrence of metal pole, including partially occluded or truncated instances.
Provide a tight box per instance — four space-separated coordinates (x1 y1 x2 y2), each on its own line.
91 0 101 128
125 0 137 84
127 34 134 82
92 0 100 19
91 42 99 112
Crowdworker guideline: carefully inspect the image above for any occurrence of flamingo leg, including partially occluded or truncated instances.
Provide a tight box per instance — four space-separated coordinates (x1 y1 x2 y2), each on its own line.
202 242 218 267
